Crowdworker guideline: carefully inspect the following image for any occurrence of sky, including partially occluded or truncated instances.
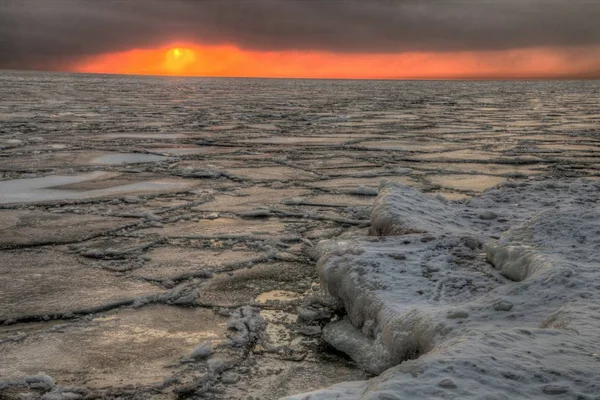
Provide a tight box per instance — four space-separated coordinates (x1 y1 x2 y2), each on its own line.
1 0 599 79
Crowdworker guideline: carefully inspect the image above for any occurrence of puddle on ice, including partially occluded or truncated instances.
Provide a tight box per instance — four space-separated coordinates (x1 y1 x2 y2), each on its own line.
255 290 303 304
239 136 349 146
295 157 378 170
310 176 420 191
151 146 237 155
415 162 546 176
192 186 311 212
97 133 188 139
412 127 476 135
300 194 375 207
412 149 499 161
91 153 170 165
357 140 465 152
548 122 600 131
208 124 243 131
144 217 287 238
246 123 280 131
0 151 170 169
321 167 388 177
0 172 197 204
427 174 506 192
535 143 600 152
0 139 24 149
518 134 591 142
227 166 319 181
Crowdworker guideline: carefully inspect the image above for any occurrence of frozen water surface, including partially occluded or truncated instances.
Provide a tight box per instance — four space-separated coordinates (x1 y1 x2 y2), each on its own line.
131 247 263 281
0 151 170 170
240 136 350 146
0 305 229 388
0 250 163 320
0 71 599 399
255 290 303 304
91 152 170 165
99 132 189 139
151 146 235 155
426 174 506 192
0 210 135 247
0 172 198 204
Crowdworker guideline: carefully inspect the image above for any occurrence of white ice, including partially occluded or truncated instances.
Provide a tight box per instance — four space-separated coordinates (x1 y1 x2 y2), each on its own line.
286 179 600 399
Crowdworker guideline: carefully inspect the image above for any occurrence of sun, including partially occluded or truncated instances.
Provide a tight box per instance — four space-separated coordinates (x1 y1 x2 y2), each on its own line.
164 47 196 74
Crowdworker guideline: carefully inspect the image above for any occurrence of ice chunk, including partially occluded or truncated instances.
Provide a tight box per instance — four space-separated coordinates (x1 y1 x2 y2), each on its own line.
190 341 212 359
227 306 266 346
293 180 600 399
370 182 466 235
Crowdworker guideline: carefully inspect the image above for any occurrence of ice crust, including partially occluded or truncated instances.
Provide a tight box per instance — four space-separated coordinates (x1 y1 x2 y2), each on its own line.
287 180 600 399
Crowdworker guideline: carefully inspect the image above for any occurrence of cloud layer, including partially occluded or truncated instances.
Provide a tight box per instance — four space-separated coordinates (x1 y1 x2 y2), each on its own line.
1 0 599 72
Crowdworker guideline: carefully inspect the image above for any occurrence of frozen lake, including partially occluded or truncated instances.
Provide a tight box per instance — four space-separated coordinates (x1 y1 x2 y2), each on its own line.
0 71 599 399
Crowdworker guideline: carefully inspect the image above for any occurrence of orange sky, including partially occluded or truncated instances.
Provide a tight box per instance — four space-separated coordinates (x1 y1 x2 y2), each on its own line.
72 43 599 79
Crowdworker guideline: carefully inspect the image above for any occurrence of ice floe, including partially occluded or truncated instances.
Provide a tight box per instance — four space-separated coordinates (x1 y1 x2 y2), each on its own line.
287 179 600 399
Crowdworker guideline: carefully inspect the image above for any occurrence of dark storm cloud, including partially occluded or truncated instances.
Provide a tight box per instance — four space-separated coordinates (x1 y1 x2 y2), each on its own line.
1 0 600 69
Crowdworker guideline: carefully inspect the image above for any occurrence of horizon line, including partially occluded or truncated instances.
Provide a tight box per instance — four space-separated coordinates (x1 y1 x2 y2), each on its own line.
1 68 599 82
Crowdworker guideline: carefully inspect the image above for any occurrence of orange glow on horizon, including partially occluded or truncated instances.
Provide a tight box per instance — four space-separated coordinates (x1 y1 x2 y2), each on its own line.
71 43 599 79
163 47 196 74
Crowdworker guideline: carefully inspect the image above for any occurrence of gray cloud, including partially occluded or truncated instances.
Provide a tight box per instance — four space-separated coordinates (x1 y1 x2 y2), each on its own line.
1 0 599 70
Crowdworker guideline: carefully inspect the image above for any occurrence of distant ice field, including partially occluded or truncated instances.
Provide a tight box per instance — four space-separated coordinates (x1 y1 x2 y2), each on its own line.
0 70 599 399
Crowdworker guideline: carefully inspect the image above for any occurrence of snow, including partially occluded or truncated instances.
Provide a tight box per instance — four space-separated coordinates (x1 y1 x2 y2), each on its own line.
0 373 56 393
286 179 600 399
227 306 266 347
190 341 213 359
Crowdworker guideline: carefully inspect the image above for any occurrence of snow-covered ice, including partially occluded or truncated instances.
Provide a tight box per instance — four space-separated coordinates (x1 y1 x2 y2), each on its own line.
287 179 600 399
